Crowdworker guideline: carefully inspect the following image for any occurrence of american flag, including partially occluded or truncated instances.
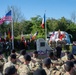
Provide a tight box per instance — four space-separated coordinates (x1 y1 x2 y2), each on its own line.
0 19 4 25
2 10 12 21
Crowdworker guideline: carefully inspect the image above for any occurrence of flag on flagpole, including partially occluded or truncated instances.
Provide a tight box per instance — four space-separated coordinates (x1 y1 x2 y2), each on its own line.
2 10 12 21
32 31 38 40
0 10 12 25
41 14 45 29
7 28 11 39
0 19 4 25
21 32 24 41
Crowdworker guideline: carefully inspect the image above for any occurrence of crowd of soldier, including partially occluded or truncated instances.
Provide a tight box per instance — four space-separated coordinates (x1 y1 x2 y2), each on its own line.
0 41 76 75
0 47 76 75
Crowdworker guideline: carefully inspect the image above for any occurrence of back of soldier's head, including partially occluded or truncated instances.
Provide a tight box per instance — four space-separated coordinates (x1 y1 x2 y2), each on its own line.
10 54 16 59
49 51 54 58
5 66 17 75
33 69 47 75
11 49 16 53
67 53 74 60
20 49 26 55
43 58 51 68
33 51 38 54
33 51 38 57
24 54 31 61
64 61 74 72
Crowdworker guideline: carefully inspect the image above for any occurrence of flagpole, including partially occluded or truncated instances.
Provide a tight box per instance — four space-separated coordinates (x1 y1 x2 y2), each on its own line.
44 11 47 42
11 7 14 50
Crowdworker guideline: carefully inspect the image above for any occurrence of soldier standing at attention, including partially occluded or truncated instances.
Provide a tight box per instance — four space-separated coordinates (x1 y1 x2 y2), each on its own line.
56 44 62 58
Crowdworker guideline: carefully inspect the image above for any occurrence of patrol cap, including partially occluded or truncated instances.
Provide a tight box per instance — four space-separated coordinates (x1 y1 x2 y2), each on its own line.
24 54 31 61
33 69 47 75
20 49 26 55
67 53 74 60
5 66 17 75
10 54 16 59
43 58 51 65
33 51 38 54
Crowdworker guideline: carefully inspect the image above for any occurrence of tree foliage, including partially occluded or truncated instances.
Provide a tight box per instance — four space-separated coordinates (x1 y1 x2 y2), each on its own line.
0 7 76 42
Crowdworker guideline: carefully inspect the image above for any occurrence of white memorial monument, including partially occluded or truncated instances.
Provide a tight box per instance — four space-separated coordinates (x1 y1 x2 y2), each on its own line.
36 38 52 52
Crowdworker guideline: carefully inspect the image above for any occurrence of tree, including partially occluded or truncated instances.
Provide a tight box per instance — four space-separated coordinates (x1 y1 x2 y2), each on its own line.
7 6 24 23
21 20 33 34
71 11 76 23
6 6 25 37
31 15 45 37
56 17 68 31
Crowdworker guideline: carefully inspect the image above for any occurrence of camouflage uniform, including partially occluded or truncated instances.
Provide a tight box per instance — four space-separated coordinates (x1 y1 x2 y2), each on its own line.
29 57 42 71
61 55 68 62
18 64 33 75
3 61 15 74
18 55 24 63
43 67 54 75
0 55 6 73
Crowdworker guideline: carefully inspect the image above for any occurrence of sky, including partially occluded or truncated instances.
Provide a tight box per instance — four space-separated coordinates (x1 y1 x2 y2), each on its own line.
0 0 76 20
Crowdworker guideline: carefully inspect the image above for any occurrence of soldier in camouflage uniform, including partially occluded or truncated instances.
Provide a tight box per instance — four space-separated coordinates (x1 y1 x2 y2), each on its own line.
3 54 19 74
33 68 47 75
61 51 70 62
8 49 20 62
64 61 75 75
29 51 42 71
18 49 26 63
0 51 6 74
42 58 54 75
43 57 65 75
18 55 33 75
5 65 18 75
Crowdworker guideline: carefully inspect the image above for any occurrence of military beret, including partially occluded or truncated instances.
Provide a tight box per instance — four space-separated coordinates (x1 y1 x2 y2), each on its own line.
33 69 47 75
43 58 51 65
5 66 17 75
67 53 74 60
24 55 31 61
10 54 16 59
33 51 38 54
